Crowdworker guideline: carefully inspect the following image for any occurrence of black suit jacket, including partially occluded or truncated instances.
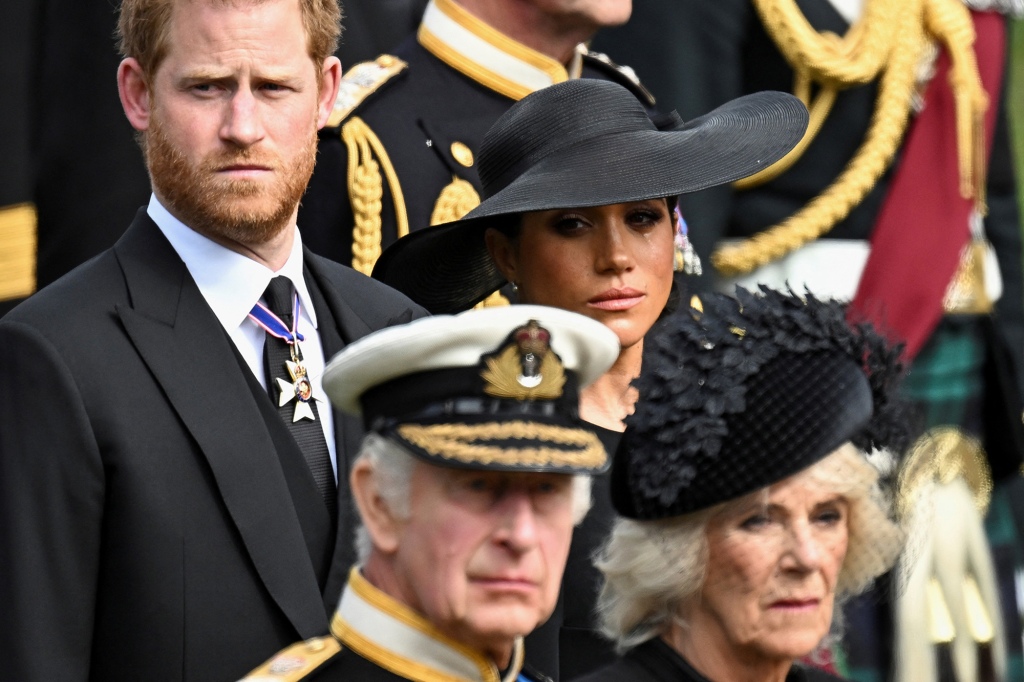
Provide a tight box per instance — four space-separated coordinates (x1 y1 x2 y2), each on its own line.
0 210 426 681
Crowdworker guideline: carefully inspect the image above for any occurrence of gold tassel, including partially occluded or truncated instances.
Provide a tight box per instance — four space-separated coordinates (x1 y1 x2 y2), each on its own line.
924 0 989 206
429 176 481 226
0 203 37 301
341 117 410 275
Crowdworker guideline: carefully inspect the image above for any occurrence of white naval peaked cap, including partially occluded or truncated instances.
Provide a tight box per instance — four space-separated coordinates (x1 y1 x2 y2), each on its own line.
323 305 620 415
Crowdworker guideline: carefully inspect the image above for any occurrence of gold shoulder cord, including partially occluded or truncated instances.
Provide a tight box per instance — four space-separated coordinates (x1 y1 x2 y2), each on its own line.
239 636 342 680
342 117 409 275
429 176 481 226
430 174 509 309
712 0 989 277
0 203 37 301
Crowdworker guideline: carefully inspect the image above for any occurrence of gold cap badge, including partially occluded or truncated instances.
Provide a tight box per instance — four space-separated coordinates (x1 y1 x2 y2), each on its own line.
482 320 565 400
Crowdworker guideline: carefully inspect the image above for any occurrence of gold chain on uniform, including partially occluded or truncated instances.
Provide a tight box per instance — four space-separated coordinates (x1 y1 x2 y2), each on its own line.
711 0 990 277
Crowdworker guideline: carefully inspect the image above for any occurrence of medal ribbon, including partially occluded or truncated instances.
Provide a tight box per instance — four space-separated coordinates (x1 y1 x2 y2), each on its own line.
248 292 306 344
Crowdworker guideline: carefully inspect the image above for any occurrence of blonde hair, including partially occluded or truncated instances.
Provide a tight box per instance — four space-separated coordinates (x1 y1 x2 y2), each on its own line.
117 0 342 82
596 444 904 650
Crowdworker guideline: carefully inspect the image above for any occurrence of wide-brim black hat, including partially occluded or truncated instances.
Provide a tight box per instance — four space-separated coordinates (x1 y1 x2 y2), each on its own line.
372 79 809 314
611 287 909 520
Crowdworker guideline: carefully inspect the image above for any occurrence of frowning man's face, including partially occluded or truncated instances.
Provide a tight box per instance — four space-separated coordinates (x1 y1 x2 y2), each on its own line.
118 0 340 250
386 464 577 666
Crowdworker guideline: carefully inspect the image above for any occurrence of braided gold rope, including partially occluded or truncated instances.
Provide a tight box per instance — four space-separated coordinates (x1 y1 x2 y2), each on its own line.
713 0 986 276
343 118 383 275
714 1 926 276
397 421 607 469
429 176 481 226
0 203 36 300
733 82 837 189
750 0 899 87
925 0 989 201
343 117 411 275
430 175 511 309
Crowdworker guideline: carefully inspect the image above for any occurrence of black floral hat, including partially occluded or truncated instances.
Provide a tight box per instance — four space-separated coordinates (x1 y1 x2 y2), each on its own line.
612 286 909 520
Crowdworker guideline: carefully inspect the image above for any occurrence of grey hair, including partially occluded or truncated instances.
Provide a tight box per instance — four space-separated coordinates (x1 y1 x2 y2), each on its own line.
352 433 594 563
595 443 904 650
353 433 417 563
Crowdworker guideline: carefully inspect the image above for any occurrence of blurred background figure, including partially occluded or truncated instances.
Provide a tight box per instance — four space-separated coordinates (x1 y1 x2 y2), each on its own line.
595 1 1024 680
0 0 427 316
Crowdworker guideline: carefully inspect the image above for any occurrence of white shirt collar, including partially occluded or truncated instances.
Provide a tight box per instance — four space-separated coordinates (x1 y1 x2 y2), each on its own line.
418 0 584 101
147 194 318 331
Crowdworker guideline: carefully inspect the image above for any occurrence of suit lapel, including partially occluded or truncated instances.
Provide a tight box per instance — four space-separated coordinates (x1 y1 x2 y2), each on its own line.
112 212 328 638
304 254 379 608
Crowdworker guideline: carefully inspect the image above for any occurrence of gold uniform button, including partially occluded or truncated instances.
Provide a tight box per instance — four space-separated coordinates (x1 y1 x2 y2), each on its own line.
450 141 474 167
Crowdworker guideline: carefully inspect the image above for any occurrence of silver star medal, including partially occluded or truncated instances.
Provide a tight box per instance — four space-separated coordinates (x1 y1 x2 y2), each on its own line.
276 359 317 422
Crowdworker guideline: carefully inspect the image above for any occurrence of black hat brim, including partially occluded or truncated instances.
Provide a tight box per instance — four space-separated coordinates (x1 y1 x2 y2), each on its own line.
373 91 809 314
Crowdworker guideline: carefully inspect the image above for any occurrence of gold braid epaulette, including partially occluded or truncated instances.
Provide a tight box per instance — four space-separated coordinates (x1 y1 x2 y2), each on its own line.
429 176 481 226
0 203 37 301
712 0 989 277
342 117 409 275
429 175 510 309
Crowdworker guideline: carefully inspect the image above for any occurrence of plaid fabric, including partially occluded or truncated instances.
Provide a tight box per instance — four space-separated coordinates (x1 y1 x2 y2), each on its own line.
902 316 985 434
838 318 1024 682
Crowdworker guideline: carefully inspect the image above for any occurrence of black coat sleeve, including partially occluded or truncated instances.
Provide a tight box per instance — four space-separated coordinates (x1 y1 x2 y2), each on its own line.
0 319 105 681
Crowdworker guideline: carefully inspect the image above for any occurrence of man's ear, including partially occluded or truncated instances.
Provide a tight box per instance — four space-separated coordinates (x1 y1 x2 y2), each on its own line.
118 58 152 132
484 228 519 284
316 56 342 129
350 458 403 554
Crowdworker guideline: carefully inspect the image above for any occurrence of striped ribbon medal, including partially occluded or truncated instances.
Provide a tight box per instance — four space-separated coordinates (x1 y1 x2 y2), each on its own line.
249 294 317 422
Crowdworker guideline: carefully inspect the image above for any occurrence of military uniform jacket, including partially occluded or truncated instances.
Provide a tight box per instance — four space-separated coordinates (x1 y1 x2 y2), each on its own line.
636 0 1021 335
0 211 426 681
244 569 551 682
298 0 654 275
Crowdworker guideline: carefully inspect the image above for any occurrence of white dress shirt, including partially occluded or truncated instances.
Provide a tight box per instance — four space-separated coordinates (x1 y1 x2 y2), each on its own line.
148 195 337 480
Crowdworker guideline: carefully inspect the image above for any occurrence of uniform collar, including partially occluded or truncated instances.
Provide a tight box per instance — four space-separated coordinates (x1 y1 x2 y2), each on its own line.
332 568 526 682
147 194 318 332
418 0 584 101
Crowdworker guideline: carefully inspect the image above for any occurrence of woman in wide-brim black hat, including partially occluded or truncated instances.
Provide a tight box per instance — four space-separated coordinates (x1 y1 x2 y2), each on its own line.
373 78 807 432
373 78 809 678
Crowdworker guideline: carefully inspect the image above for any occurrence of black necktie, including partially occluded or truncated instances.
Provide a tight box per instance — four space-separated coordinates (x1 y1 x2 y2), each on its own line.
261 276 337 518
